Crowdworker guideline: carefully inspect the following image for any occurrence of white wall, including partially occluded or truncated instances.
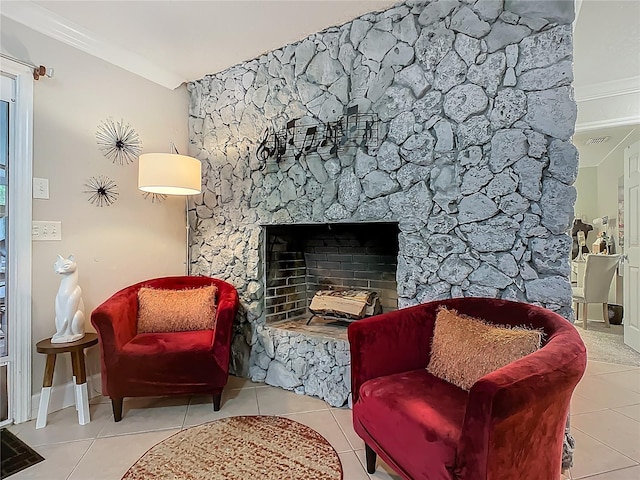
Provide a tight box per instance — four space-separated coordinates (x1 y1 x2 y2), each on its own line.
595 146 625 249
1 18 189 402
574 166 598 246
594 152 624 315
592 128 639 252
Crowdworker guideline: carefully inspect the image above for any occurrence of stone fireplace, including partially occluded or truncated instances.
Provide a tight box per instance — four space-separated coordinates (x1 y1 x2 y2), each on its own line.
264 222 398 327
187 0 578 425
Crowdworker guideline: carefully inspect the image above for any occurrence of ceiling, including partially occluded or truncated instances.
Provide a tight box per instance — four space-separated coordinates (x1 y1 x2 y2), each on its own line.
1 0 639 167
573 0 639 90
574 124 639 168
572 0 639 168
2 0 397 88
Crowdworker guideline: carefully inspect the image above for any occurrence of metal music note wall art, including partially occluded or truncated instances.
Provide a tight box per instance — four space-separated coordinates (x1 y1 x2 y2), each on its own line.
256 105 378 169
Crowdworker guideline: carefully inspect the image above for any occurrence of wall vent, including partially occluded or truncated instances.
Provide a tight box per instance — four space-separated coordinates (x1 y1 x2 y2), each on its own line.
585 136 610 145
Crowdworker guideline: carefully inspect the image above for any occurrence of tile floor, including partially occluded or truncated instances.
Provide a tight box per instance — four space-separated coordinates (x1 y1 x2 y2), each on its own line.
7 360 640 480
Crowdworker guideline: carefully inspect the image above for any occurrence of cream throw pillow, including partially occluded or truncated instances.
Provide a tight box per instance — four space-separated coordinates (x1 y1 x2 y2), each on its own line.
426 306 543 391
137 285 217 333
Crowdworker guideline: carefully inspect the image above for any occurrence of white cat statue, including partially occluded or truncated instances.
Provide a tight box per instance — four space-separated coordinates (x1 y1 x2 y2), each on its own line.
52 254 86 344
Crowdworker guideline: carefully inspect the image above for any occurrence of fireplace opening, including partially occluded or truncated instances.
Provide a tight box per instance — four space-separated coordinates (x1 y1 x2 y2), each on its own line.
263 223 399 330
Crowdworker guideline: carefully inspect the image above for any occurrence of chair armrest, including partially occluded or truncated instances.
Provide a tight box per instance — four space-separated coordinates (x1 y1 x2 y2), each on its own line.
210 281 239 370
348 303 436 403
90 287 138 363
456 332 586 479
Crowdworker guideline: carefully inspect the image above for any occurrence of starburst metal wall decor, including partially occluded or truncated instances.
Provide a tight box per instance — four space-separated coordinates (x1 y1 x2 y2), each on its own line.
142 192 167 204
84 175 119 207
96 118 142 165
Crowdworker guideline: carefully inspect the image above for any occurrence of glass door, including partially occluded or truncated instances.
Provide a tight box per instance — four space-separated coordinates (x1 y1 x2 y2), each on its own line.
0 75 12 425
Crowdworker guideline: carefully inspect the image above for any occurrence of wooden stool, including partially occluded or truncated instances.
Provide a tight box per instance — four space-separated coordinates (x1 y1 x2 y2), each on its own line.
35 333 98 429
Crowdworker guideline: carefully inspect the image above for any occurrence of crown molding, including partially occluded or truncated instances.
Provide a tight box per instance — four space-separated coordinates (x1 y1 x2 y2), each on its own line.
573 0 583 31
575 114 640 133
575 76 640 103
1 1 184 90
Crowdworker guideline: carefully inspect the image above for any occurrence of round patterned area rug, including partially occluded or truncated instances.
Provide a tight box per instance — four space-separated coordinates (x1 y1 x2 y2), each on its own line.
122 415 343 480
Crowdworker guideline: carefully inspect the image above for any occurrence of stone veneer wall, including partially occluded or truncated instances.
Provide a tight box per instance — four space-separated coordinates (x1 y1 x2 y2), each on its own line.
187 0 579 409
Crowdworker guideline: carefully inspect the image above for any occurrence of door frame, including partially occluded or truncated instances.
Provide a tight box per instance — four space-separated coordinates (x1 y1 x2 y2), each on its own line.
1 59 33 424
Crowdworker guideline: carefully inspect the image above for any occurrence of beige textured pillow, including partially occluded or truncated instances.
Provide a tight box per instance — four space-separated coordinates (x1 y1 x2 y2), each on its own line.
137 285 217 333
427 306 543 391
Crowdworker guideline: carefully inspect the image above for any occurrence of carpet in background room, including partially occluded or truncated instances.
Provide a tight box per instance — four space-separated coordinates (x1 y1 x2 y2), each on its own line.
575 321 640 367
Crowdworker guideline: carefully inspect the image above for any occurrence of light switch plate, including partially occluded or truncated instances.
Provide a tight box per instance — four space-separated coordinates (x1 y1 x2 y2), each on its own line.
33 178 49 199
32 221 61 241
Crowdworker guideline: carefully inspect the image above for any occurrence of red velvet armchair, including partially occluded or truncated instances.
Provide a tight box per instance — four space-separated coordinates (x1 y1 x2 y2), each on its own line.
348 298 587 480
91 276 239 422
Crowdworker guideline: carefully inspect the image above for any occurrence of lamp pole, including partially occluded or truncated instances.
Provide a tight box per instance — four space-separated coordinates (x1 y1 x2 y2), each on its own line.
185 196 190 275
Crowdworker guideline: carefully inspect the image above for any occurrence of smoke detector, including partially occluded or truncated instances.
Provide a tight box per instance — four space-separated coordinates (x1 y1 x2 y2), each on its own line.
585 136 610 145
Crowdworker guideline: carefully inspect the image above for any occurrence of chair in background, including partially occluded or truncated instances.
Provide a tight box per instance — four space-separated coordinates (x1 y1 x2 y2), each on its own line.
91 276 239 421
572 254 621 329
348 297 586 480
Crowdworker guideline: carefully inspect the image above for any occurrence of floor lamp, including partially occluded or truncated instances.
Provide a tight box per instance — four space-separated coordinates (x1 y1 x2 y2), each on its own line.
138 152 202 275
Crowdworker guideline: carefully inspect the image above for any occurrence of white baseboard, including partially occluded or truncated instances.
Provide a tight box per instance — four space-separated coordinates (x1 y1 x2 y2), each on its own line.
29 373 102 420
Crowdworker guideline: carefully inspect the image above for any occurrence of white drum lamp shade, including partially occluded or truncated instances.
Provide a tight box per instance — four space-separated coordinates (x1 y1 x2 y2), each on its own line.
138 153 202 195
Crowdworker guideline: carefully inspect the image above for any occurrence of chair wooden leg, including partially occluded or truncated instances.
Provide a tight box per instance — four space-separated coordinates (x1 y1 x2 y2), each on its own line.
213 392 222 412
365 444 377 474
583 303 588 329
603 303 611 328
111 398 123 422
